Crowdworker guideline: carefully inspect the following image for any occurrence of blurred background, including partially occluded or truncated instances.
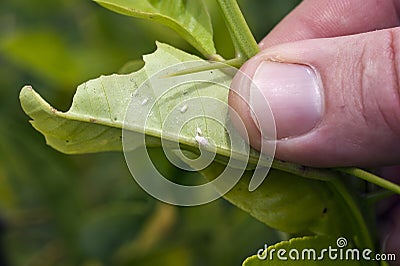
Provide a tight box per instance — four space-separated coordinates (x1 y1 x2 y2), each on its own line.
0 0 301 265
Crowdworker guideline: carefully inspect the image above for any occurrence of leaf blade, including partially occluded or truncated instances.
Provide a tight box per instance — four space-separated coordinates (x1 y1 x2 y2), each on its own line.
19 43 238 157
93 0 216 57
19 86 125 154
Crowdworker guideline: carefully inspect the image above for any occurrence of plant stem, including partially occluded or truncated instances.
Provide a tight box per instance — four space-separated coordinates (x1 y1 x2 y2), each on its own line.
335 167 400 195
216 0 259 62
163 57 243 78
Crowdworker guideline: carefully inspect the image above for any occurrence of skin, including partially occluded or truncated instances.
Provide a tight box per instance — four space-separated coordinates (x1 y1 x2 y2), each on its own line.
229 0 400 257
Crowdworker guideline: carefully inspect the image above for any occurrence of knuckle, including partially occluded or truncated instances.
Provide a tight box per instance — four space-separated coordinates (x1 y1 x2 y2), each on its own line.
359 28 400 135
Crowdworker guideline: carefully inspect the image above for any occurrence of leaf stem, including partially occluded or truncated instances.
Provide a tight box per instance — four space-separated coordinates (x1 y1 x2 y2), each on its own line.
216 0 259 62
335 167 400 195
162 57 243 78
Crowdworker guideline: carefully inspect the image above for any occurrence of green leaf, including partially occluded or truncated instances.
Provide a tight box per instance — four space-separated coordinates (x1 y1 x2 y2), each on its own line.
197 162 350 237
93 0 216 57
18 43 156 154
194 160 377 256
19 42 245 160
118 59 145 74
243 235 364 266
18 43 176 153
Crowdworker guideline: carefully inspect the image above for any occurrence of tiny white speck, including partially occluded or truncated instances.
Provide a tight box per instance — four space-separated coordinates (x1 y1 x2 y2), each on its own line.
141 98 149 105
131 90 139 97
180 104 188 113
195 135 208 146
196 127 202 136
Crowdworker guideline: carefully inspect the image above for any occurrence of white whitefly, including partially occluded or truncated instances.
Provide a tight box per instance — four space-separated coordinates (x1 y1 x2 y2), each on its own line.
131 90 139 97
141 98 149 105
180 104 188 113
195 135 208 146
195 127 208 146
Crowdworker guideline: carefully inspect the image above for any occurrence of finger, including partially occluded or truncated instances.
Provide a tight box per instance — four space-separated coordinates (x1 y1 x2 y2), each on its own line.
230 28 400 167
376 167 400 255
384 203 400 256
259 0 400 48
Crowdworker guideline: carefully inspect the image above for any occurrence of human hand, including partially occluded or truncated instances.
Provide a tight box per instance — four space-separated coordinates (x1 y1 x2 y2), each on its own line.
229 0 400 257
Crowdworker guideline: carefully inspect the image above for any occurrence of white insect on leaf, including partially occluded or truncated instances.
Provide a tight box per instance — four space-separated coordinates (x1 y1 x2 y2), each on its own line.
141 98 149 105
180 104 188 113
131 90 139 97
196 127 203 136
195 127 208 146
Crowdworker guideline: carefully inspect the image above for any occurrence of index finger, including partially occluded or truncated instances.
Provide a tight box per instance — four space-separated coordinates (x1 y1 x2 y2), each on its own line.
260 0 400 48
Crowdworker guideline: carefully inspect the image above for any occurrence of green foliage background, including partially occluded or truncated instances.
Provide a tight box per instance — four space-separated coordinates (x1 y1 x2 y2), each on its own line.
0 1 301 265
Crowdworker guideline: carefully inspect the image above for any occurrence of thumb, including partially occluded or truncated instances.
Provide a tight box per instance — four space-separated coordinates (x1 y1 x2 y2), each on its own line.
229 28 400 167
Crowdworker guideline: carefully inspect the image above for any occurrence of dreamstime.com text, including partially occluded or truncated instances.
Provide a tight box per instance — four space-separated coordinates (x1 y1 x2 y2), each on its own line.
257 237 397 262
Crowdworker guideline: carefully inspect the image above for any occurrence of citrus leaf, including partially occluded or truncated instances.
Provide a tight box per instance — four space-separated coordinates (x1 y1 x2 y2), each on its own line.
19 42 188 154
243 235 365 266
93 0 216 57
197 161 350 237
19 42 248 161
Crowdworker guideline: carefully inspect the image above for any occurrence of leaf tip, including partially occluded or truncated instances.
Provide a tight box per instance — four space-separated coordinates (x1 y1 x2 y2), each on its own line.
19 85 35 111
19 85 56 119
20 85 33 96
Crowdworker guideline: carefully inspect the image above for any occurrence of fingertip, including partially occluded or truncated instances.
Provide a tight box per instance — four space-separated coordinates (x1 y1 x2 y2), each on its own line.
230 29 400 167
229 59 263 150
